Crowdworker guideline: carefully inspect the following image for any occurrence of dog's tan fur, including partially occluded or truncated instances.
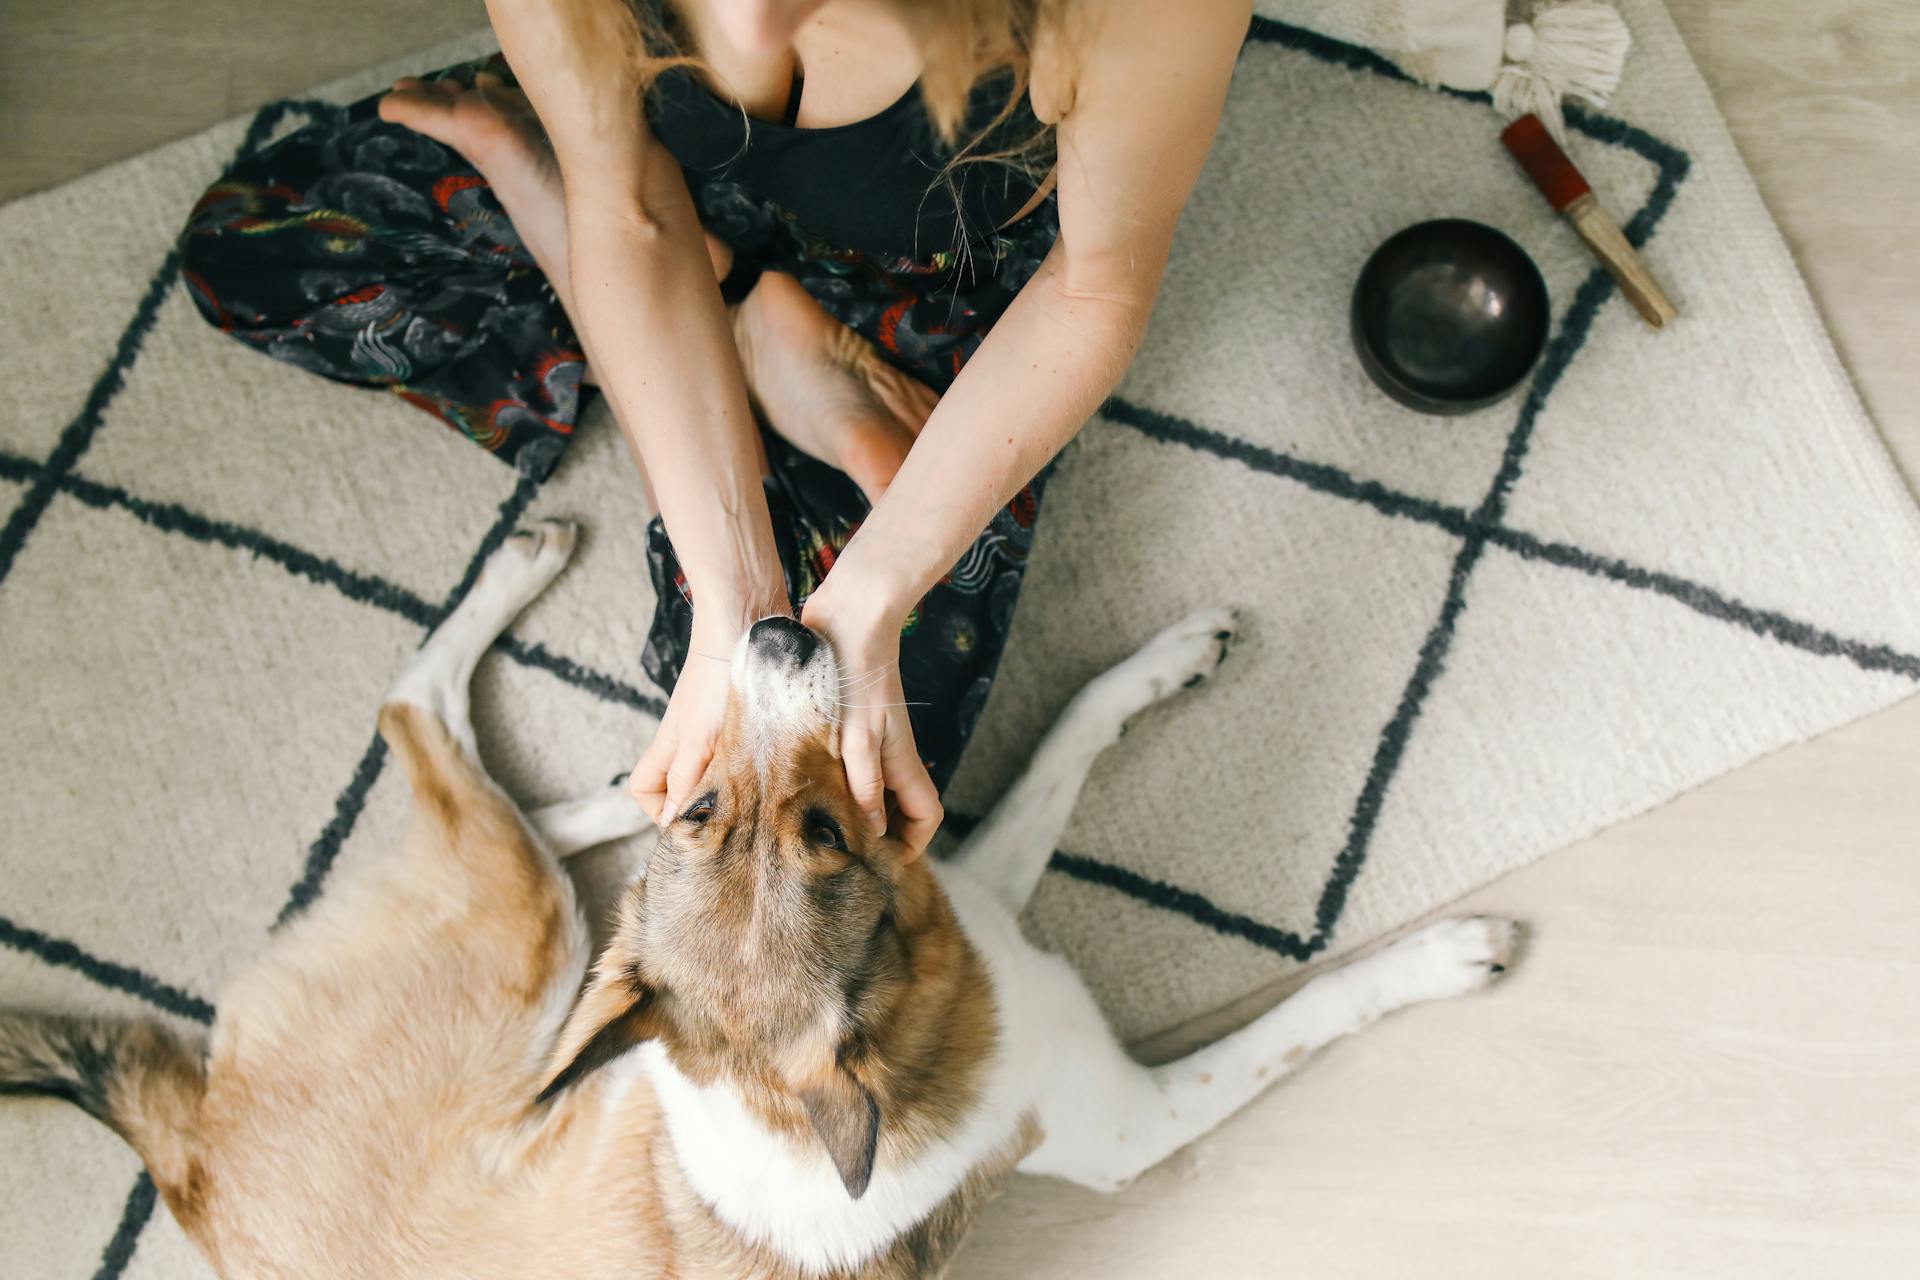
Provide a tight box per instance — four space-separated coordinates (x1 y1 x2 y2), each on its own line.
541 650 1015 1220
4 525 1513 1278
161 701 675 1277
1 579 1018 1277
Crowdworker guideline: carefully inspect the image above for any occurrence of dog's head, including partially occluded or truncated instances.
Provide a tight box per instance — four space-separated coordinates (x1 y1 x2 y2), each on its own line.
540 617 988 1199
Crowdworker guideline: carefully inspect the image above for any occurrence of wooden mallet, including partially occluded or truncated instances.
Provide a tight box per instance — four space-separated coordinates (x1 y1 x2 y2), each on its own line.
1502 113 1678 330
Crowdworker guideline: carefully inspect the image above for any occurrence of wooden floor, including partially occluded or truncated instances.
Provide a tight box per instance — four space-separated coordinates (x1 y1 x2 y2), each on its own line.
2 2 1915 1275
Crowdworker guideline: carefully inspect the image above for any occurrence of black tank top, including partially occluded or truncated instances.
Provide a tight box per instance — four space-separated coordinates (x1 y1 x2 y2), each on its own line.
646 61 1048 263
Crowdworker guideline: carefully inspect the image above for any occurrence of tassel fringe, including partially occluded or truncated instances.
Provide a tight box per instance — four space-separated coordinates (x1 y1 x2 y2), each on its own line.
1493 0 1634 143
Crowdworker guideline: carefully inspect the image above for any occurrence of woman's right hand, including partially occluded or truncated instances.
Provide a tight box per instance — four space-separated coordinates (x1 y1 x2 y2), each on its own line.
627 630 733 828
628 591 783 825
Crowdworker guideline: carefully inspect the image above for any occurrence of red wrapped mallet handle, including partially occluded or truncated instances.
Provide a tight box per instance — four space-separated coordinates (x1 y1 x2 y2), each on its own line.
1502 114 1677 330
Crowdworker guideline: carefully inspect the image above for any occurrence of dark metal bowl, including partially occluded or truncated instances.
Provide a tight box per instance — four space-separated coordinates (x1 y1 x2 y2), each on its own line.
1351 219 1550 415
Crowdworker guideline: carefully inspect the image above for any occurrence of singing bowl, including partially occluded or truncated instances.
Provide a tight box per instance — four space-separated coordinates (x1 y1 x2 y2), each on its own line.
1351 219 1550 415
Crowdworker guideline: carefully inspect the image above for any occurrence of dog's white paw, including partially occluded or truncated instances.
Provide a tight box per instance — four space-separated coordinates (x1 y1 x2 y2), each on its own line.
1057 608 1239 754
1358 916 1518 1010
432 520 580 652
1112 607 1240 706
472 519 578 605
498 519 578 578
390 520 583 719
1144 606 1240 689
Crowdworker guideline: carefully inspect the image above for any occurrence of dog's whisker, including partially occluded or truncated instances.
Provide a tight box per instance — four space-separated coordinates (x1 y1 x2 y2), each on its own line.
837 678 892 701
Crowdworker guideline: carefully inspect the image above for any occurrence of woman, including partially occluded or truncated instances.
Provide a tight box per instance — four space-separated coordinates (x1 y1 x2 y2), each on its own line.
179 0 1249 852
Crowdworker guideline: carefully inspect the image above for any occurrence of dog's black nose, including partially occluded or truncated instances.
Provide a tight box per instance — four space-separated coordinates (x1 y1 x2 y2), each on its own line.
748 616 818 665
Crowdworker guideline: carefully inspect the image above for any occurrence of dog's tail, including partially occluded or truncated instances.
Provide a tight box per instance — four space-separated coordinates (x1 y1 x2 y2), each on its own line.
0 1011 206 1195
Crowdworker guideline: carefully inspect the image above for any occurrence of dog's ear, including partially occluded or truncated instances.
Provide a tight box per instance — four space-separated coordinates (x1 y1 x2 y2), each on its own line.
799 1061 881 1200
537 954 665 1104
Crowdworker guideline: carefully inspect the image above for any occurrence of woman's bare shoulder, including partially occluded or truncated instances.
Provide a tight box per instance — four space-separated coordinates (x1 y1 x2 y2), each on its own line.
1035 0 1250 125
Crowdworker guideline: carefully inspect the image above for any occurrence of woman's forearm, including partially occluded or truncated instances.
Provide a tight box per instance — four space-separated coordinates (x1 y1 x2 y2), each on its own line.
820 244 1154 626
560 151 786 629
805 0 1242 632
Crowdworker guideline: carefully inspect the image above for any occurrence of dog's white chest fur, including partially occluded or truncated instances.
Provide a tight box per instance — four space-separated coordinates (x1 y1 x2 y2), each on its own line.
642 869 1044 1274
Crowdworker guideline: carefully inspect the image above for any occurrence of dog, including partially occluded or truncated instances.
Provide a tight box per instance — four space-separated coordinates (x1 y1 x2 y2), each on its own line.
1 520 1516 1277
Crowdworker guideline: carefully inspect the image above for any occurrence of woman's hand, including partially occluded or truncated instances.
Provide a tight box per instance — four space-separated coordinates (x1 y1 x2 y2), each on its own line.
802 584 943 856
628 612 753 827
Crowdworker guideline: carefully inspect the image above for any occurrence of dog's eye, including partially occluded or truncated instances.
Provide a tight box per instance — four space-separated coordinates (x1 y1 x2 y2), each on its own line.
806 810 846 851
680 795 716 825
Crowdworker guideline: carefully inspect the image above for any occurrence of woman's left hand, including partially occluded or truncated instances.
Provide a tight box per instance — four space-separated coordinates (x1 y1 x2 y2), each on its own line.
801 586 942 856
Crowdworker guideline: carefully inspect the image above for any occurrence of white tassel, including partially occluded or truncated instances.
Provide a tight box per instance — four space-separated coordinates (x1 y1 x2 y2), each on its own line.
1493 0 1633 143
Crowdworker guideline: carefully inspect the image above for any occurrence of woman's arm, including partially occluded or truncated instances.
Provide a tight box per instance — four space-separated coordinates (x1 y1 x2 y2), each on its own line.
802 0 1251 845
565 175 783 631
486 0 787 821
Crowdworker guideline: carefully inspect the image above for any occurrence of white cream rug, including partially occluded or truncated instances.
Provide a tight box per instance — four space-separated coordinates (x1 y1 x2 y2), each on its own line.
6 2 1920 1275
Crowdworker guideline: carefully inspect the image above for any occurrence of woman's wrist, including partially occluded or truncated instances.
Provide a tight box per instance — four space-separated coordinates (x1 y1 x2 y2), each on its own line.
802 564 912 644
690 572 790 640
668 493 791 642
817 529 933 628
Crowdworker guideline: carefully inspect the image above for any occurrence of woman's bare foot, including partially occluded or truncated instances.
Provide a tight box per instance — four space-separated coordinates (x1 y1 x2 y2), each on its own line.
380 71 733 342
732 271 940 502
380 73 576 299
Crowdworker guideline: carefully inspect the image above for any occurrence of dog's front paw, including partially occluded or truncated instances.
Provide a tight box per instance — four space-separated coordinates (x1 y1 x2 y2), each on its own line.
1357 916 1519 1010
1068 608 1240 750
1130 606 1240 699
501 519 578 572
471 518 578 603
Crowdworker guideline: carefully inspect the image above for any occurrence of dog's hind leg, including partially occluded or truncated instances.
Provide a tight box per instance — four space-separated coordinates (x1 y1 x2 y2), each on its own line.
375 697 597 1032
951 608 1237 913
528 783 655 859
387 520 577 759
1022 917 1517 1192
376 521 587 952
